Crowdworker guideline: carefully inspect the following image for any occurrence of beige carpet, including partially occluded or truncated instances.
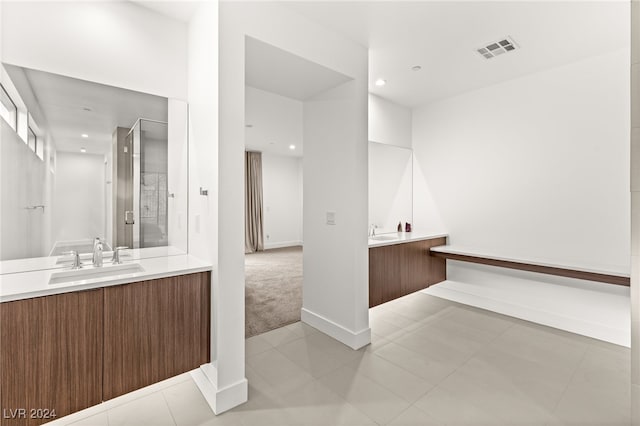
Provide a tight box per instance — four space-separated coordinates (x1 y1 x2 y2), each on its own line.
245 246 302 338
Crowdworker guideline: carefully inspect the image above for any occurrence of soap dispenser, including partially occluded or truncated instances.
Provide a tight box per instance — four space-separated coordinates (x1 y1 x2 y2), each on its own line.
405 222 412 233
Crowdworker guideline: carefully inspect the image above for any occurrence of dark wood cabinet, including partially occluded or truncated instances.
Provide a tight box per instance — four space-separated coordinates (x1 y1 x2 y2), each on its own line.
103 272 210 400
369 237 446 307
0 271 211 425
0 288 103 426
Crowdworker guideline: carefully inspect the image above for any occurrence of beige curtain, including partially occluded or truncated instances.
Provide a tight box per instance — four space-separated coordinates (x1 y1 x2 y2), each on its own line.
245 151 264 253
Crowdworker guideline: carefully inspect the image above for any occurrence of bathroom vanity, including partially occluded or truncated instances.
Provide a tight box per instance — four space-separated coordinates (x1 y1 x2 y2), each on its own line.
368 232 447 307
0 255 212 426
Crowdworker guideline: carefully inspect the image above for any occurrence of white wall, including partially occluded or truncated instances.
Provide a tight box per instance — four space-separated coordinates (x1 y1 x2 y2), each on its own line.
413 49 630 271
262 153 303 249
219 2 369 357
2 1 187 99
53 152 105 243
369 94 412 148
416 49 630 345
0 120 49 260
1 65 56 260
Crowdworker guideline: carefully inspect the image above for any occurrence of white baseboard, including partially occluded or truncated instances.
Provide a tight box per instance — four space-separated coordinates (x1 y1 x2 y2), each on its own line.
301 307 371 350
264 240 303 250
191 363 248 415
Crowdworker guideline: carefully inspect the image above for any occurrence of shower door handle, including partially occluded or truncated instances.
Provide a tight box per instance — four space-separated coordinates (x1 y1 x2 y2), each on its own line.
125 210 135 225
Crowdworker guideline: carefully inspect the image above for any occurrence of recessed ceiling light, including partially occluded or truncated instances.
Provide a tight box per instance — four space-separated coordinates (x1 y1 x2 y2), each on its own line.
375 78 387 87
289 144 296 150
411 65 422 72
245 124 253 128
81 134 89 138
80 147 87 153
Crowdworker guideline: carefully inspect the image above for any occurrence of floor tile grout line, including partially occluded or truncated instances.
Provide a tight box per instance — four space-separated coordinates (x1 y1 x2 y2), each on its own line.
322 357 432 408
159 389 179 426
549 343 590 413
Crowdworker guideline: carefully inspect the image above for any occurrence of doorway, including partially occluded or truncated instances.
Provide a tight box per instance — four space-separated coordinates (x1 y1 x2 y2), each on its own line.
243 36 351 338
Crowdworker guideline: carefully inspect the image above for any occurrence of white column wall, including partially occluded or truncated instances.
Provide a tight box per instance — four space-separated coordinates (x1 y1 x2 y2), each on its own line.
187 0 249 416
302 80 370 348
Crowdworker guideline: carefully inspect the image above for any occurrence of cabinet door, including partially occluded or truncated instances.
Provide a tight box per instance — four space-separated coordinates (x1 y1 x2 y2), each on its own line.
0 289 103 426
369 244 403 307
400 237 447 295
103 272 210 400
369 237 447 308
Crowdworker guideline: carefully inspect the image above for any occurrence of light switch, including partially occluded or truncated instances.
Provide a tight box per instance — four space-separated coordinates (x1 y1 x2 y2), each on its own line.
326 211 336 225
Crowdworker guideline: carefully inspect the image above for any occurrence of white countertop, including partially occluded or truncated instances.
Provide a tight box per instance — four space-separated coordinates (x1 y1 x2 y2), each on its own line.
368 231 448 248
430 245 630 277
0 254 213 302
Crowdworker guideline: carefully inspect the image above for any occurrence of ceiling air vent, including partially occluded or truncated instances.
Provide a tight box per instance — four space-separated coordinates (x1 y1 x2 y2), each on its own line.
477 37 518 59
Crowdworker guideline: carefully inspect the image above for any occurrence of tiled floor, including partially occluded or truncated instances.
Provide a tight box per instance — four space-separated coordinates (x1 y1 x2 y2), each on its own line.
64 292 634 425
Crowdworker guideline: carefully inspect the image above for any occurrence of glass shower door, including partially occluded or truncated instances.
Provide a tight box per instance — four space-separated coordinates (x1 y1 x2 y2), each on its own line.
130 119 168 248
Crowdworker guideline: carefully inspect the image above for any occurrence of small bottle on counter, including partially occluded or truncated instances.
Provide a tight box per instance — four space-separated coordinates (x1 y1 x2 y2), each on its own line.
397 222 402 232
405 222 412 232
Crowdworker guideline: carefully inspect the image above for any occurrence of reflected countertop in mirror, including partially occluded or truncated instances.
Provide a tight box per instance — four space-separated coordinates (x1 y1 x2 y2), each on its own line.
0 246 188 275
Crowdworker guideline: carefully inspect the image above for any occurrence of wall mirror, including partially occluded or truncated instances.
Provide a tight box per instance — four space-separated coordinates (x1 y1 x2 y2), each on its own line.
0 64 188 270
368 141 413 234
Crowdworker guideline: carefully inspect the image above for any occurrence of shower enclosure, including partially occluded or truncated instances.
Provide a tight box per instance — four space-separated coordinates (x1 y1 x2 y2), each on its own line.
115 119 168 249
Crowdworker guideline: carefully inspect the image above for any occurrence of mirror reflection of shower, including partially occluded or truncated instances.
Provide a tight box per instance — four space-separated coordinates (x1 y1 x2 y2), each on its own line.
120 118 168 249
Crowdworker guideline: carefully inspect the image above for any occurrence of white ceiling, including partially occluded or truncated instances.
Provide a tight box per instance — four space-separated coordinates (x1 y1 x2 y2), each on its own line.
283 1 630 108
5 64 167 155
245 36 352 101
128 1 629 109
245 86 304 157
244 36 354 157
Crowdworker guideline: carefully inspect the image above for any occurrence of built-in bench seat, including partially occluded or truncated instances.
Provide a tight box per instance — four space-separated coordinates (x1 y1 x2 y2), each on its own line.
429 245 630 286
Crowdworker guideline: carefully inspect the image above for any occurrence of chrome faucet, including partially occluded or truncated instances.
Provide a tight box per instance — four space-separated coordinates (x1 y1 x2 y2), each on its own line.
111 246 128 264
92 237 104 267
369 224 377 237
62 250 81 269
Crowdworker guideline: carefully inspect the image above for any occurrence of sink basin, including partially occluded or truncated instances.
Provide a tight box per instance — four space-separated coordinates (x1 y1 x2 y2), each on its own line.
370 235 398 241
49 263 145 285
